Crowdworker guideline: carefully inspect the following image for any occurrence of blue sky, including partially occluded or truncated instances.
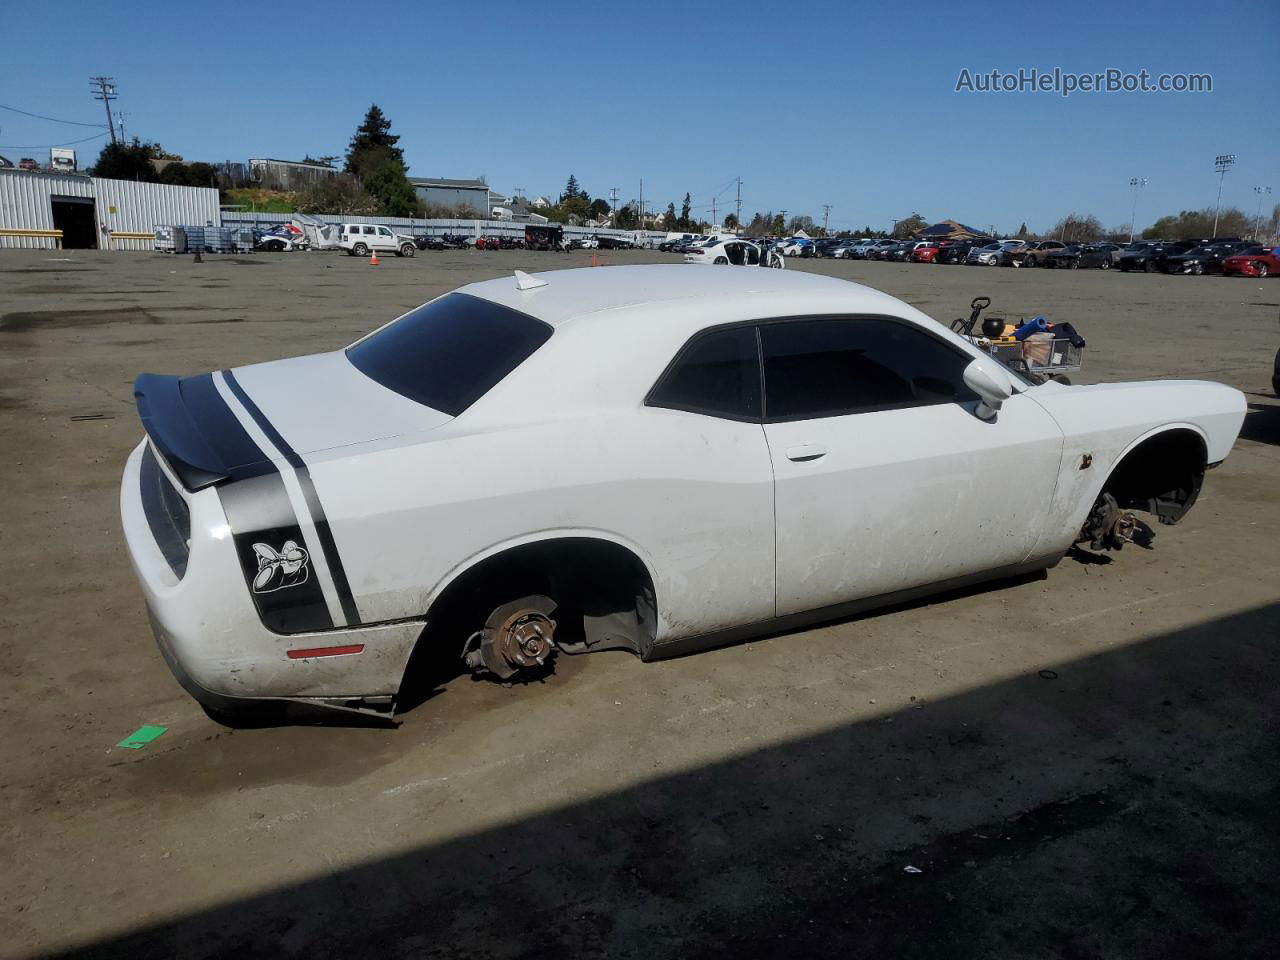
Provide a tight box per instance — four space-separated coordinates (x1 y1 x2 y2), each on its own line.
2 2 1275 233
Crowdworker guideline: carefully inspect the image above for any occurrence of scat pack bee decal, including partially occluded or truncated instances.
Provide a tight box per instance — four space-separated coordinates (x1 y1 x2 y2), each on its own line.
250 540 310 593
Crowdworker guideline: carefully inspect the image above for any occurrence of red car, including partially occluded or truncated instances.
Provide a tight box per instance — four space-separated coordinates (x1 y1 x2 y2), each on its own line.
1221 246 1279 278
911 241 944 263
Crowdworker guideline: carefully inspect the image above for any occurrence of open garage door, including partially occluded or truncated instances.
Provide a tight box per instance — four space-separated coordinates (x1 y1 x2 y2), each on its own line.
51 195 97 249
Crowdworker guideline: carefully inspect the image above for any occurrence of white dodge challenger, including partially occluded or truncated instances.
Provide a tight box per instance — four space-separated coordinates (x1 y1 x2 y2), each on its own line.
121 265 1245 722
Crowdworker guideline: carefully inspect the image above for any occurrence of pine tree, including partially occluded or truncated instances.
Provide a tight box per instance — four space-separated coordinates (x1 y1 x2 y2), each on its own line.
1017 222 1029 237
680 193 692 229
563 174 581 202
345 105 403 173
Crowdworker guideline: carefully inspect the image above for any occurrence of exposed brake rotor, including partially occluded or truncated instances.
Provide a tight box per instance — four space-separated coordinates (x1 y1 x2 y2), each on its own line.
1085 492 1139 551
463 596 558 681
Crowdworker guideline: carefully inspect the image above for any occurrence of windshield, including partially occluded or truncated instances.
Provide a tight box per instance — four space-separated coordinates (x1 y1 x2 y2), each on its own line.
346 293 553 415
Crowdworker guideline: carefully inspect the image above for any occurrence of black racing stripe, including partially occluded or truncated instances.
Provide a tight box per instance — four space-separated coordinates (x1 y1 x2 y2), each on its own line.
219 475 335 634
222 369 363 626
177 373 275 481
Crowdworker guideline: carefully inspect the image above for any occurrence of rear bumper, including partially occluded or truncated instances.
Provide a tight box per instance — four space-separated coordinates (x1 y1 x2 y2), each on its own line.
121 439 424 705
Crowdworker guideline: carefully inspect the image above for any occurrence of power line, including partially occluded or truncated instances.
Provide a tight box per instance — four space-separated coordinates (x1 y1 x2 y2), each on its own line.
0 131 110 150
0 102 109 128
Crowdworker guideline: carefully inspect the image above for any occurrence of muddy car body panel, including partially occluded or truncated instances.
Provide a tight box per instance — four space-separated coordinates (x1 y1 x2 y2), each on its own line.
120 265 1247 716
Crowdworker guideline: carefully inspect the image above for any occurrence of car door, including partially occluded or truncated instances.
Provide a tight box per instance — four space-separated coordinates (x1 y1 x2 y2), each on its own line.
760 316 1064 617
645 324 777 631
375 226 396 251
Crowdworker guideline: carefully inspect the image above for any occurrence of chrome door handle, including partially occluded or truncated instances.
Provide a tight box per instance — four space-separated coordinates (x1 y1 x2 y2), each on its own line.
785 443 827 462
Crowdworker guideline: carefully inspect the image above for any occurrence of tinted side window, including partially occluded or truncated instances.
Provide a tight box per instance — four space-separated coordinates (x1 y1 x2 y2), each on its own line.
761 318 977 421
649 326 761 421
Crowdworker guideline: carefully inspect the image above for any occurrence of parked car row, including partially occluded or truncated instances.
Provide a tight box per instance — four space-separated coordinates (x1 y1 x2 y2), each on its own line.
816 234 1278 277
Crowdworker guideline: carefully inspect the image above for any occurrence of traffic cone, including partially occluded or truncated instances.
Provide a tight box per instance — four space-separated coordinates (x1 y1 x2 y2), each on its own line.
591 252 598 267
370 250 379 265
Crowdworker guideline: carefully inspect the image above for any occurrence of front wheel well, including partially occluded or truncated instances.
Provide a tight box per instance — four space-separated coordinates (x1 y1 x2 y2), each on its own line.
1103 428 1207 526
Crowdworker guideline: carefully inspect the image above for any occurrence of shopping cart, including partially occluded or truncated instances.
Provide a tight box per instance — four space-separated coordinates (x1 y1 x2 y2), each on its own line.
951 297 1084 384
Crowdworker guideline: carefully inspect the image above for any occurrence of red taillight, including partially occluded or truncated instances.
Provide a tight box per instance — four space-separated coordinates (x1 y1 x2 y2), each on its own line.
287 644 365 659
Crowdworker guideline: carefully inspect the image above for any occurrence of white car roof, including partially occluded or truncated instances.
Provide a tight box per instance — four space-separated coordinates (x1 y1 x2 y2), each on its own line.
458 264 917 330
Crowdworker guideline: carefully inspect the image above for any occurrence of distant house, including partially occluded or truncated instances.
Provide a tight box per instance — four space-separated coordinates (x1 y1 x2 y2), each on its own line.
491 196 549 224
531 196 551 209
409 177 490 215
916 219 989 241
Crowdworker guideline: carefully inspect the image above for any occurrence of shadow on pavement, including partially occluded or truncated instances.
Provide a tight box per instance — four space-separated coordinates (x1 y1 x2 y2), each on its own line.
1240 401 1280 446
45 603 1280 960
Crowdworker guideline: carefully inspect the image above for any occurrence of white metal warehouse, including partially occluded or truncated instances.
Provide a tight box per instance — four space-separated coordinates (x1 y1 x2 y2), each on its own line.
0 170 219 250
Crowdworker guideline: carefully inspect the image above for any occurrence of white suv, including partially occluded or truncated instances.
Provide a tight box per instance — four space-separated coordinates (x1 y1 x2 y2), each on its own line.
338 223 416 258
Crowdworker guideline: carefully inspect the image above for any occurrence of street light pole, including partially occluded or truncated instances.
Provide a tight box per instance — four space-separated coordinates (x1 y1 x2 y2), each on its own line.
1253 186 1272 241
1212 154 1236 238
1128 177 1147 243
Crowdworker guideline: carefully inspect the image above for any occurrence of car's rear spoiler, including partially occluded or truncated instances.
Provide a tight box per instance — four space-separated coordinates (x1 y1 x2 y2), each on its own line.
133 373 271 492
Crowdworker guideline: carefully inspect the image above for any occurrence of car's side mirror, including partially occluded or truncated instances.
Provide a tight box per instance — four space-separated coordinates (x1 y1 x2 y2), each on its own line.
963 357 1013 421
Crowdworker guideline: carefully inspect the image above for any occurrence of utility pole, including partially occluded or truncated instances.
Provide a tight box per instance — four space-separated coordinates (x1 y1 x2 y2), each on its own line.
115 111 129 142
1212 154 1236 238
638 179 643 232
780 210 788 235
1128 177 1148 243
609 187 618 228
735 177 742 232
822 204 831 235
711 197 718 229
90 77 118 144
1254 186 1273 241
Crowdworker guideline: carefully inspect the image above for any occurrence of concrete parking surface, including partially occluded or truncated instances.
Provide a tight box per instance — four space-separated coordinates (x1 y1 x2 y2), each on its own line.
1 248 1278 959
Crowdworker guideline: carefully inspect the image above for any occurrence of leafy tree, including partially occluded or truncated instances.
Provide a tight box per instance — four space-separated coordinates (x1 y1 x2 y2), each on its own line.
771 214 785 235
615 204 637 229
664 202 677 229
90 138 162 181
345 104 402 173
892 213 928 239
1143 207 1252 240
787 215 817 234
723 212 739 230
588 198 611 220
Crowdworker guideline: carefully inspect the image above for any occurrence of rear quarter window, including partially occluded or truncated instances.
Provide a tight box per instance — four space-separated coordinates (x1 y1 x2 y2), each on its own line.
346 294 552 416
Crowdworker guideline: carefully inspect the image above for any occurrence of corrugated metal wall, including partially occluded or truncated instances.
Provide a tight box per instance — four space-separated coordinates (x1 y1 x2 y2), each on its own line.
0 171 220 250
93 178 220 250
0 172 93 248
413 185 490 215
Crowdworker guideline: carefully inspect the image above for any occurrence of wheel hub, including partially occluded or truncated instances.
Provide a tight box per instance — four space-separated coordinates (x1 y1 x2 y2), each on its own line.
464 600 558 681
1084 492 1139 551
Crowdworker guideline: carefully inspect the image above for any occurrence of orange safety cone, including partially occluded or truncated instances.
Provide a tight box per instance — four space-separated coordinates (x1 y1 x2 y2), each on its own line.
591 252 598 267
369 250 379 265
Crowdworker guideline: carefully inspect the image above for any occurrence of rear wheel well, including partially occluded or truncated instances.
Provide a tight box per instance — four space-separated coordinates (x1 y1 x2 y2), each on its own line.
400 538 657 697
1103 428 1207 525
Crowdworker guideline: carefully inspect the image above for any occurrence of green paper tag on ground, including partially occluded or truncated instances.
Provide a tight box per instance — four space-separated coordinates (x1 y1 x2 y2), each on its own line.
117 725 167 749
